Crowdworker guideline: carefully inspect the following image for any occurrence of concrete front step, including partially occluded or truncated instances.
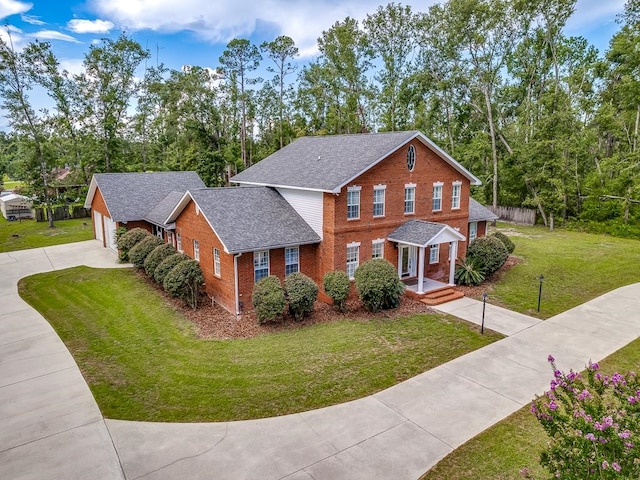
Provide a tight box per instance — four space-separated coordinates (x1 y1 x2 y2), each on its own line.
420 288 465 306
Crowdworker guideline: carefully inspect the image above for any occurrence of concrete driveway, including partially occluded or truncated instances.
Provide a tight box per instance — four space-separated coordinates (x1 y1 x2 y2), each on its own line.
1 240 640 479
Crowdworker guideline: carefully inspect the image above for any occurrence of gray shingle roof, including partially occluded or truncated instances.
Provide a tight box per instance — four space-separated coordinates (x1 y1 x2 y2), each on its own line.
91 172 205 222
388 220 451 246
231 131 480 192
469 198 498 223
187 187 321 253
144 191 184 226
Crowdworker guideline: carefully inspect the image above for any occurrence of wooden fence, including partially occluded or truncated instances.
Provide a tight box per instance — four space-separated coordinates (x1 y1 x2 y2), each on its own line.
35 205 90 222
489 206 536 225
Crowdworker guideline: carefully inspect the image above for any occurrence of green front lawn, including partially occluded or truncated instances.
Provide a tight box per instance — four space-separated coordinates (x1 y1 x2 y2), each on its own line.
18 266 502 422
0 215 93 252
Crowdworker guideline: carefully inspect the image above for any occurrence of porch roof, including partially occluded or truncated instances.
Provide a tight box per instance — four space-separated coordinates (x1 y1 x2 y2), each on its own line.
387 220 466 247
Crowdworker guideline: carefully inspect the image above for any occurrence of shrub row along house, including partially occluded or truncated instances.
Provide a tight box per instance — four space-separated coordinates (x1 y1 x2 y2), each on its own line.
85 131 497 315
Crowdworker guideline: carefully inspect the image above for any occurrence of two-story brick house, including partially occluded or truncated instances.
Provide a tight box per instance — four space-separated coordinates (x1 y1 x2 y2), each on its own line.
162 130 492 315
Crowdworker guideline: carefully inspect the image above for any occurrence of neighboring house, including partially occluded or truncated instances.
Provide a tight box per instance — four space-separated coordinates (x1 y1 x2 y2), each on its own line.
0 193 33 220
84 172 206 250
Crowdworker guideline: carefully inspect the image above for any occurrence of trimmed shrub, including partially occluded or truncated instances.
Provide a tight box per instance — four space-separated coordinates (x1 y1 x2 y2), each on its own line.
491 231 515 254
323 270 350 312
354 258 405 312
252 276 286 324
285 272 318 321
144 243 178 278
154 253 190 284
114 226 128 244
163 259 204 309
128 235 164 269
466 236 509 276
454 257 486 286
116 227 150 262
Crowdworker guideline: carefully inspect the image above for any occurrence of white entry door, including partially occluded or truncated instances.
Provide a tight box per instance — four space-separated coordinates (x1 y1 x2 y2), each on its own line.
400 245 417 278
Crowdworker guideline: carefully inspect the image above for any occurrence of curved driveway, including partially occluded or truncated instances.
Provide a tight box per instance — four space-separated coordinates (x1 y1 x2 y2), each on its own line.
2 240 640 479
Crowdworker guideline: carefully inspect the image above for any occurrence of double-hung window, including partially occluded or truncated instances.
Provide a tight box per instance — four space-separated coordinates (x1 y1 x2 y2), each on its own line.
373 185 386 217
469 222 478 242
432 183 443 211
176 233 183 252
404 184 416 214
346 242 360 279
193 240 200 261
429 244 439 264
452 181 461 209
347 186 361 220
254 251 269 283
371 239 384 259
213 247 221 277
285 246 299 276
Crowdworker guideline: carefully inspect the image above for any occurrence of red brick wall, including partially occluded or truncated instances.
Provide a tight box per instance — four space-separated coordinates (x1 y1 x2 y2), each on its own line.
90 188 109 247
323 140 471 280
124 221 153 233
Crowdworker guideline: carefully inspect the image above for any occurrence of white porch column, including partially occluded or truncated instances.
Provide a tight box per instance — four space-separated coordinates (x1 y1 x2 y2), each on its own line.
417 246 426 294
448 241 458 285
397 245 403 278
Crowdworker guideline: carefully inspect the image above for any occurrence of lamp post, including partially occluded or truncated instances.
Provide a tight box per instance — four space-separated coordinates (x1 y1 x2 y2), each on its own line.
537 274 544 313
481 292 487 334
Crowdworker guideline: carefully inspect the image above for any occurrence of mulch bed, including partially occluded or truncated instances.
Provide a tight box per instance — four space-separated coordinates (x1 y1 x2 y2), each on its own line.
138 254 522 340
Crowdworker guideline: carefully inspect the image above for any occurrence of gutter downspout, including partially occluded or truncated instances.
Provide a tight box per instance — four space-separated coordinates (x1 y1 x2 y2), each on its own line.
234 252 243 316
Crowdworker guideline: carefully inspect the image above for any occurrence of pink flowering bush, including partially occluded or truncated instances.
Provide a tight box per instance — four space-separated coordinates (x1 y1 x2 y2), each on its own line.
526 355 640 479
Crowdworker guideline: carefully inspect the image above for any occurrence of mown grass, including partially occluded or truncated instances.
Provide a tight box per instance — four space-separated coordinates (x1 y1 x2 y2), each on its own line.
18 266 502 422
2 174 24 190
0 215 93 252
485 224 640 318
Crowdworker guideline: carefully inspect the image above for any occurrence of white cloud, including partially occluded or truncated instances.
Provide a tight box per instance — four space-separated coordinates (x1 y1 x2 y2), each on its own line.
59 58 85 76
0 0 31 20
21 13 45 25
0 24 27 50
68 18 115 34
567 0 626 31
27 30 80 43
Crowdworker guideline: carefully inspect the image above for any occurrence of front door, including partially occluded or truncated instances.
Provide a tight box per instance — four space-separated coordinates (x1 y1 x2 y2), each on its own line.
400 245 417 278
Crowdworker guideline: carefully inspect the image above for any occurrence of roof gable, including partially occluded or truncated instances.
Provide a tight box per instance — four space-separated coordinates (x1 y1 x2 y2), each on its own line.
167 187 321 254
388 220 466 247
231 131 481 192
84 172 206 222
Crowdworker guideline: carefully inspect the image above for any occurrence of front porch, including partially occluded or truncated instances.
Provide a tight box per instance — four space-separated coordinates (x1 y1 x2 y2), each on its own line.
403 278 465 306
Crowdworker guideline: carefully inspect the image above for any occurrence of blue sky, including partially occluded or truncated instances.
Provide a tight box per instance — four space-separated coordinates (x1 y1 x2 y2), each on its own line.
0 0 628 128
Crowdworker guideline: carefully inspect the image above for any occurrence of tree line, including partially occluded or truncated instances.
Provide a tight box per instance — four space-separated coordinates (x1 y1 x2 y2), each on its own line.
1 0 639 230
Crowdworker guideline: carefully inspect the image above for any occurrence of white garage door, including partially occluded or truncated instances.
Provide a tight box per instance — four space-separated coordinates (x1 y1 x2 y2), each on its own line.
104 216 117 251
94 211 103 243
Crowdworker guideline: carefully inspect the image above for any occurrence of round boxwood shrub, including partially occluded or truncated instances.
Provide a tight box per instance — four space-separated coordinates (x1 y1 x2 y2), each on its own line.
354 258 405 312
116 227 150 262
252 276 286 324
285 272 318 321
466 236 509 276
144 243 178 278
491 231 515 254
128 235 164 269
323 270 350 312
163 259 204 309
154 252 190 284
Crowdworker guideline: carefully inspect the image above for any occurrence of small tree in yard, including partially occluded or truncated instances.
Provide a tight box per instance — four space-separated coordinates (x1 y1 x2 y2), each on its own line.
128 235 164 269
162 259 204 309
144 243 177 277
285 272 318 320
323 270 350 312
154 253 189 284
252 275 286 324
354 258 405 312
116 227 150 262
466 236 509 276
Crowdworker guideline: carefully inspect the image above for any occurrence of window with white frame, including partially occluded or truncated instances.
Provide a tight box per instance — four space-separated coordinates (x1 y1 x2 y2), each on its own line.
404 184 416 214
432 183 443 211
285 246 299 276
371 239 384 259
346 243 360 279
452 182 461 209
167 231 174 246
176 233 183 252
469 222 478 242
254 251 269 283
193 239 200 261
373 185 386 217
347 186 361 220
213 247 221 277
429 244 439 264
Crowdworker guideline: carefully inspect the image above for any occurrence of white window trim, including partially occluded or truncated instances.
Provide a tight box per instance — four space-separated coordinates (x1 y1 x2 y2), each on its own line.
432 182 443 212
469 222 478 242
452 181 462 210
346 242 361 280
429 244 439 264
284 246 300 276
404 183 416 215
213 247 221 277
347 185 361 220
372 238 385 259
254 250 270 283
193 239 200 261
373 184 386 218
176 233 183 253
